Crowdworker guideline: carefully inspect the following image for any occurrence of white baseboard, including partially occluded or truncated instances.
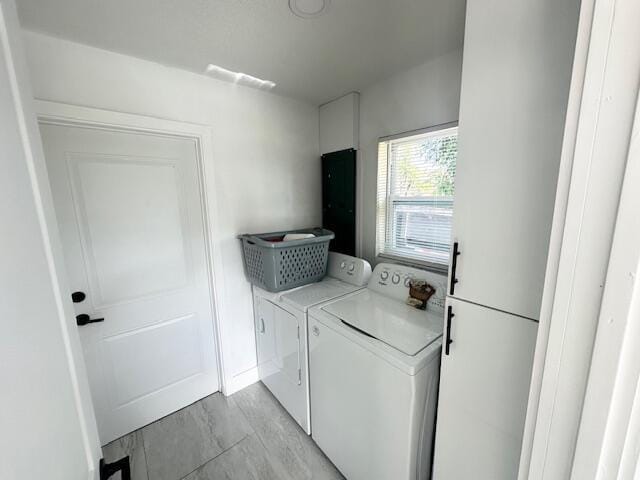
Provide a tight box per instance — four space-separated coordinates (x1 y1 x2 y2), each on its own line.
223 366 260 396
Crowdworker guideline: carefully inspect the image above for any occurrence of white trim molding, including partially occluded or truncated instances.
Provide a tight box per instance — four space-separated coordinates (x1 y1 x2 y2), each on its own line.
571 84 640 480
33 100 230 397
520 0 640 477
227 367 261 396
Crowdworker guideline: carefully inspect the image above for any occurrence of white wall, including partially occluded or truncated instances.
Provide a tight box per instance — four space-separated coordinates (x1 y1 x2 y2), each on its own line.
358 49 463 265
319 92 359 154
1 1 100 476
21 31 321 394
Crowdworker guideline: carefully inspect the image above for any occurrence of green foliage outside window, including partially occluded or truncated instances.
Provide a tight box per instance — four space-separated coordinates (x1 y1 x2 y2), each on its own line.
395 134 457 197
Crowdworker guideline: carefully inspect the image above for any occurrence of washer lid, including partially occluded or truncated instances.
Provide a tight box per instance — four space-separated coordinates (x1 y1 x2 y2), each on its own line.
322 290 443 356
281 279 361 311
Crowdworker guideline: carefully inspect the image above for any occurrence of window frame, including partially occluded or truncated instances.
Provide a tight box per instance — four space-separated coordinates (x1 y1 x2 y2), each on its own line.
375 121 459 273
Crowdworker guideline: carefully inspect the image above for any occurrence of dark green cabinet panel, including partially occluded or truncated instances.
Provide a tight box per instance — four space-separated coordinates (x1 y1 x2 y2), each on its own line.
322 149 356 255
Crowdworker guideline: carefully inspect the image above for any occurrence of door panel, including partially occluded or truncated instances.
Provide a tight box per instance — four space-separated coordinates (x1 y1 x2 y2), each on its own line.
69 154 189 305
433 298 538 480
255 296 277 374
105 314 202 406
254 297 307 430
41 123 219 444
450 0 577 319
274 305 301 385
322 149 356 255
256 299 300 386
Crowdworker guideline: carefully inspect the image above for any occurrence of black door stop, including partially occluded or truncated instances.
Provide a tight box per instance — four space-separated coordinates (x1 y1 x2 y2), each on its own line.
100 456 131 480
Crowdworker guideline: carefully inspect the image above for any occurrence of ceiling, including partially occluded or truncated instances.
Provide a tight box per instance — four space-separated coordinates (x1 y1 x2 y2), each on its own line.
16 0 466 105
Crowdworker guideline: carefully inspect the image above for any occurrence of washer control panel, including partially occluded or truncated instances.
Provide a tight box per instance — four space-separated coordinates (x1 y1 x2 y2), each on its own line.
369 263 447 311
327 252 372 287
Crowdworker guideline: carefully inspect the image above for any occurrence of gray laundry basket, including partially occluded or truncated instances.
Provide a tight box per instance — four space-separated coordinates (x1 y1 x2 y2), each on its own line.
239 228 335 292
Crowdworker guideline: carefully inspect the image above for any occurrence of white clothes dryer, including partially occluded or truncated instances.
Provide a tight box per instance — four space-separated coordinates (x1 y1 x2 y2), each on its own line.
252 252 371 434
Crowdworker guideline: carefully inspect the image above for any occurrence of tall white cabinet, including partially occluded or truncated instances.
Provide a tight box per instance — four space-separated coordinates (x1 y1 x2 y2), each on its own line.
433 0 580 478
447 0 580 321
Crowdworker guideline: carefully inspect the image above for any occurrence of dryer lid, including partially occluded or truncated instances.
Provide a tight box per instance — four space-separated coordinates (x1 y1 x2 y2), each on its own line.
322 290 443 356
281 279 361 311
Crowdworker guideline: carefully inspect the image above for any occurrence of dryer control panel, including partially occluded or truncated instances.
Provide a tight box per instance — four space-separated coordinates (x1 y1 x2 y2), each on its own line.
369 263 447 312
327 252 372 287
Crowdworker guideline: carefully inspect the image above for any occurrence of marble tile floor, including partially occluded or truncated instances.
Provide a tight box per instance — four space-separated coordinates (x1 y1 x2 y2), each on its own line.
102 382 344 480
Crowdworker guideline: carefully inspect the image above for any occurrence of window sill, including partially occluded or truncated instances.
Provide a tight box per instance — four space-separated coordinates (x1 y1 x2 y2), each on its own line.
375 253 449 276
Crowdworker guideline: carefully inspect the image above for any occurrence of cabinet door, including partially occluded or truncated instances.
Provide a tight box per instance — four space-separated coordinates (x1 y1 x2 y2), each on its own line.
322 148 356 255
255 297 301 386
255 297 276 375
433 298 538 480
273 305 301 386
450 0 578 319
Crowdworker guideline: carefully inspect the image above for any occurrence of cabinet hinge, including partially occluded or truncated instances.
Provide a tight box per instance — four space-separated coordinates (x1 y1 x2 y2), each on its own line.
298 368 302 386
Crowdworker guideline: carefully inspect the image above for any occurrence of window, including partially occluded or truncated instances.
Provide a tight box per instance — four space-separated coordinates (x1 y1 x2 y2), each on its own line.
376 124 458 269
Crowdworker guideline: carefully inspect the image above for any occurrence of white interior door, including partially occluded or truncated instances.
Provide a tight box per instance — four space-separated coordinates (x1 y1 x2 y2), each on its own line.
40 122 220 444
433 297 538 480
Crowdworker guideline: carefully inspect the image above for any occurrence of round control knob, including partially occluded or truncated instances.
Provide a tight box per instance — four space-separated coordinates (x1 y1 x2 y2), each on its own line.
380 271 389 281
340 261 346 269
404 276 412 287
348 263 355 272
392 273 401 284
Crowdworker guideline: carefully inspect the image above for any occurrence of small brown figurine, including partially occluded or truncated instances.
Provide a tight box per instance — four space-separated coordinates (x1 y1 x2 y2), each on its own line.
407 279 436 310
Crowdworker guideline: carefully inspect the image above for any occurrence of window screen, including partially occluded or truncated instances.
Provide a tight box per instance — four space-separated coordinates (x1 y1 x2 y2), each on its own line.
376 125 458 268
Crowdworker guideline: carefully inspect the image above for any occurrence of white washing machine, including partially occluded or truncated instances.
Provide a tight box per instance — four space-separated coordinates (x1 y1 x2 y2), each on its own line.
252 252 372 434
308 263 446 480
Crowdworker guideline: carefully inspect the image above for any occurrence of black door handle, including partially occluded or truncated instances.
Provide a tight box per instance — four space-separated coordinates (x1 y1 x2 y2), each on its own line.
449 242 461 295
76 314 104 326
445 306 454 355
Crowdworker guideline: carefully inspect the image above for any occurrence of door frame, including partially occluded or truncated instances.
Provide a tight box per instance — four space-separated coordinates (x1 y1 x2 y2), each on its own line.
570 89 640 480
34 99 228 397
518 0 640 477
